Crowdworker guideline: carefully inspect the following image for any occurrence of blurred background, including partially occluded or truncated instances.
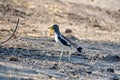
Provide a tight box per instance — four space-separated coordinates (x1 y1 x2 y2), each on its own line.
0 0 120 80
0 0 120 43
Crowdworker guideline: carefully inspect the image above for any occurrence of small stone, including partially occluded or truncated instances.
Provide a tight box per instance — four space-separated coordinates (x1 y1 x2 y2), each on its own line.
107 68 114 73
48 75 53 78
69 71 79 77
50 64 59 70
9 57 19 61
110 76 119 80
65 29 72 34
86 70 92 76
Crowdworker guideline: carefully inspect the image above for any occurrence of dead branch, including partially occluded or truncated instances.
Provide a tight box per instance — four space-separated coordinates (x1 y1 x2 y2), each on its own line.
0 18 19 44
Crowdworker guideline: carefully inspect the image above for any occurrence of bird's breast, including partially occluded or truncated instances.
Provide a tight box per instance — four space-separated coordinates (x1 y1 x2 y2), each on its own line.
55 33 59 42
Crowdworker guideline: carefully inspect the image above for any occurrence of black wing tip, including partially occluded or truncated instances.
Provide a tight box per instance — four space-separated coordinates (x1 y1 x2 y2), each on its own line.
77 47 82 53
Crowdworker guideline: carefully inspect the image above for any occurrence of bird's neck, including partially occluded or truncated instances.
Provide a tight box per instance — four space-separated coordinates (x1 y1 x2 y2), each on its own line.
54 30 61 35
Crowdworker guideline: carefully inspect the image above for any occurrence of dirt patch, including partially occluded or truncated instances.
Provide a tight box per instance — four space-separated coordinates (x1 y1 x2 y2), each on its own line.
0 0 120 80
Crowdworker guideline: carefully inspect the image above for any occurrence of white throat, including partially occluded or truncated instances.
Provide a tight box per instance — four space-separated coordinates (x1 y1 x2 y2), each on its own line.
55 32 59 42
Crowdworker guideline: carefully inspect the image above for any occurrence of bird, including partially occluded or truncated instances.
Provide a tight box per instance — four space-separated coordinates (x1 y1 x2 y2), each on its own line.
48 24 82 62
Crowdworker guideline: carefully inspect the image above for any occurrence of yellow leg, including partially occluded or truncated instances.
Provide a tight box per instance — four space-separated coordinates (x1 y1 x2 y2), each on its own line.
68 52 71 61
59 48 64 62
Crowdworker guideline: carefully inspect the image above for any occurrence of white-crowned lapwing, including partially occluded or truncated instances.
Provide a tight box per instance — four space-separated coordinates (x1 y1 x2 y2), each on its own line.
49 24 82 62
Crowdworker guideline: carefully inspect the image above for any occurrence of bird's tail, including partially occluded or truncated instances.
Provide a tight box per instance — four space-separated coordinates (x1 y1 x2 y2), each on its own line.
76 47 82 53
62 35 83 53
67 39 82 53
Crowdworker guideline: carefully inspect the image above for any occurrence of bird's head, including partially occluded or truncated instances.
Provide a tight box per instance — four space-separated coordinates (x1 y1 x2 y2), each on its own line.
48 24 60 35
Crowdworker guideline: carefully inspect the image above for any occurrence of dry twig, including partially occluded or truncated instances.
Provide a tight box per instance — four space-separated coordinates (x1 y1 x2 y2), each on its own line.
0 18 19 44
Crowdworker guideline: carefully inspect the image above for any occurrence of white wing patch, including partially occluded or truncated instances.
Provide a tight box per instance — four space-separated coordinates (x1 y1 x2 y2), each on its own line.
59 35 70 46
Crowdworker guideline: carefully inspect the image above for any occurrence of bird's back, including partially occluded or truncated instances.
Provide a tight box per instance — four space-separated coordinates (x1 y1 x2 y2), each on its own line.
57 34 71 47
59 35 82 53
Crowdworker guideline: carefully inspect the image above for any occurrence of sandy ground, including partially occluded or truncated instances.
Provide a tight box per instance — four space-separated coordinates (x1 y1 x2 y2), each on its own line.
0 0 120 80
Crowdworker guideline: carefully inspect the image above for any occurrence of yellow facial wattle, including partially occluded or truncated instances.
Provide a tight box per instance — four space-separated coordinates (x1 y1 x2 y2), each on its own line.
48 26 54 36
